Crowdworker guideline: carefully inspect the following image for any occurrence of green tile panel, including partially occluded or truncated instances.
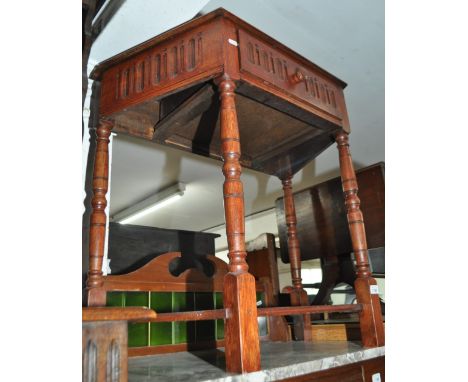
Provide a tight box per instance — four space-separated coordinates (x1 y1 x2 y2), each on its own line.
105 290 267 347
128 322 149 347
150 322 172 346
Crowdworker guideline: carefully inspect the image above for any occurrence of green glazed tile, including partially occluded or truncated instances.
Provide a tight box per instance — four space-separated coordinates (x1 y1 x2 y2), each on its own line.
128 322 148 347
216 319 224 340
150 292 172 313
106 292 124 307
150 322 172 345
173 292 194 312
125 292 149 307
173 322 188 344
214 292 223 309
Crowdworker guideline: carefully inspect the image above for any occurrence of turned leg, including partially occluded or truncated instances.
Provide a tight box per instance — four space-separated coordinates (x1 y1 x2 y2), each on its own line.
218 76 261 373
336 131 385 347
281 176 312 341
86 119 113 306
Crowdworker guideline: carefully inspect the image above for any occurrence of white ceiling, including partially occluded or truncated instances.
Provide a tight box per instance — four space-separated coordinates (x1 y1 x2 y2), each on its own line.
89 0 384 232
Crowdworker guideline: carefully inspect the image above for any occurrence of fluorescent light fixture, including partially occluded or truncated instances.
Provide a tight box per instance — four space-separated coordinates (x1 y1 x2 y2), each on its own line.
113 183 185 225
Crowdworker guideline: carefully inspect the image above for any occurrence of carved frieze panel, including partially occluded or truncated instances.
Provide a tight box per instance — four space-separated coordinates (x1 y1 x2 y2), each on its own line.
238 29 344 123
99 23 223 116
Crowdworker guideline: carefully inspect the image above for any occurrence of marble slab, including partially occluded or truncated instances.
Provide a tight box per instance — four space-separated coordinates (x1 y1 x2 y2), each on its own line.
128 341 385 382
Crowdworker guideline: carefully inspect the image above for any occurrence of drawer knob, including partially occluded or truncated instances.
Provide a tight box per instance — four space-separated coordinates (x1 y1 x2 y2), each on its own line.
290 68 305 84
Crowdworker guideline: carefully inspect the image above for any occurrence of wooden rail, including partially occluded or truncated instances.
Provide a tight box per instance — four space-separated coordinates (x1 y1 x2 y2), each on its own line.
82 307 157 322
258 304 362 317
147 304 362 322
150 309 225 322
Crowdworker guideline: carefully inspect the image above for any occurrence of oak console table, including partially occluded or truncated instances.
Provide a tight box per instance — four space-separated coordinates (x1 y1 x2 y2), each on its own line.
85 8 384 376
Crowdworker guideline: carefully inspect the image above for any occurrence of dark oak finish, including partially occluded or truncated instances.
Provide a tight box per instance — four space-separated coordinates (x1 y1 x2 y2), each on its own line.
106 222 220 275
87 119 113 306
275 162 385 305
336 132 384 347
276 163 385 262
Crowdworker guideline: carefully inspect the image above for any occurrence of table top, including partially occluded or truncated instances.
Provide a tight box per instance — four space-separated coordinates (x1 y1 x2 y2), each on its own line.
91 8 351 178
127 341 385 381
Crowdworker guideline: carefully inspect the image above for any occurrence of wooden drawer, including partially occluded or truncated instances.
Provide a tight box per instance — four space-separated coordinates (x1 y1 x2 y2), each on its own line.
99 21 224 116
238 29 346 127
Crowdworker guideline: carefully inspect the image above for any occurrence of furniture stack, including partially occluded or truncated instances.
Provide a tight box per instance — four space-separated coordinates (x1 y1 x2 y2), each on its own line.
83 8 385 381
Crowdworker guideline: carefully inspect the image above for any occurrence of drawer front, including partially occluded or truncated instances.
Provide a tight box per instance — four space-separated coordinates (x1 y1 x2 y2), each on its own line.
99 22 224 116
238 29 345 125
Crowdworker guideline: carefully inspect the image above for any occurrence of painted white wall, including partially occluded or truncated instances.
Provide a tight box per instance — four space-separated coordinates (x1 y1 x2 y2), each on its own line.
90 0 211 64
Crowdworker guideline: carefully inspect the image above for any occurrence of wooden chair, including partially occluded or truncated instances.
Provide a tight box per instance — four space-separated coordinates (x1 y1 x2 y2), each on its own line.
93 252 281 356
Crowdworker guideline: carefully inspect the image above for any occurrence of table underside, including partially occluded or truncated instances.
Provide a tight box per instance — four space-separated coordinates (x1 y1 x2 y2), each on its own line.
93 9 349 178
108 79 341 178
